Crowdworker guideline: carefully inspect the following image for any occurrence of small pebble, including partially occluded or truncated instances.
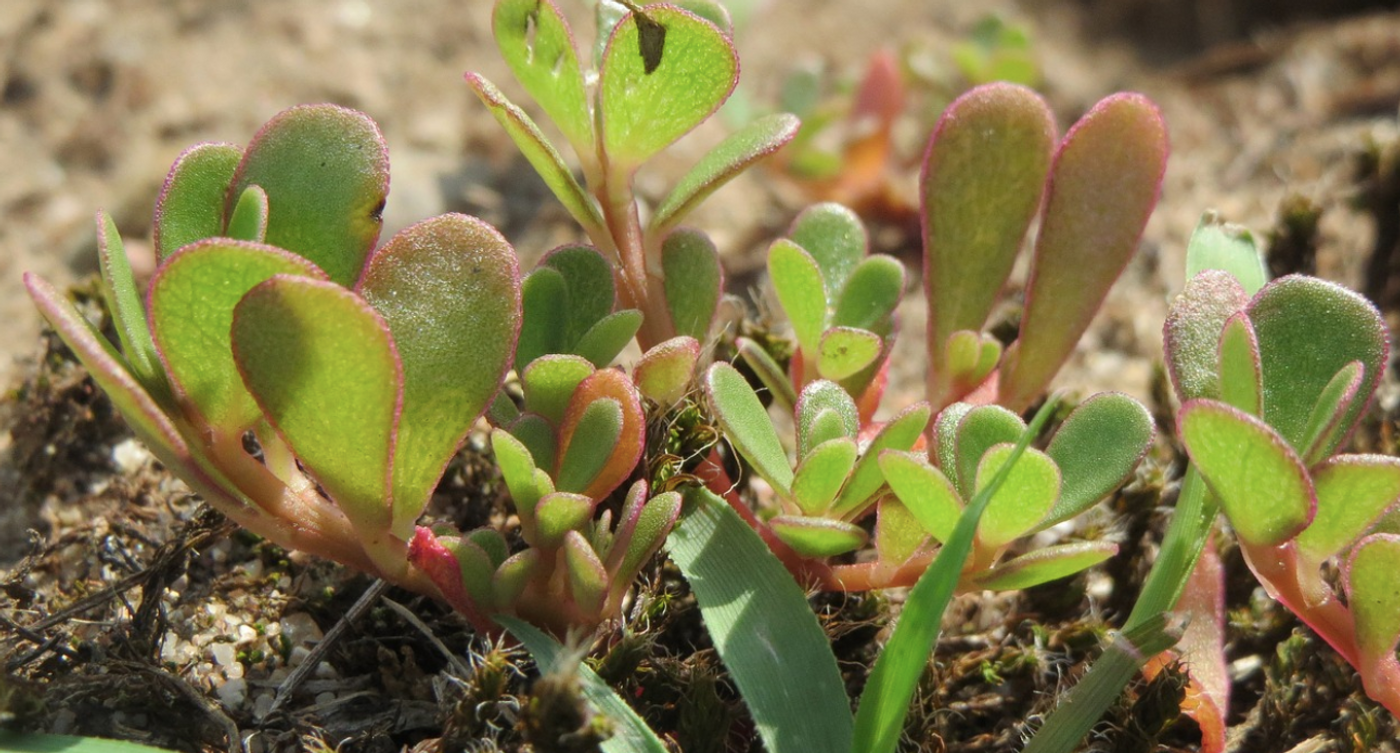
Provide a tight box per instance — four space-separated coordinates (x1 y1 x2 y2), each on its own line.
216 677 247 709
211 642 237 667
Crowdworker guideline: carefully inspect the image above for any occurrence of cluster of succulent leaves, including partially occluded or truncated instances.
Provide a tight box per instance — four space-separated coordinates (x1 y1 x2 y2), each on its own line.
1164 218 1400 716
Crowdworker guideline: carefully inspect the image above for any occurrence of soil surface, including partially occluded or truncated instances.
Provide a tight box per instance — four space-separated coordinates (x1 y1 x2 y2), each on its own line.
4 2 1400 752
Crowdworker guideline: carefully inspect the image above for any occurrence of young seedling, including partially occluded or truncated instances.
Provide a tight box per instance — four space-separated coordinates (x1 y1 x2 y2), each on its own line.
26 105 521 601
474 0 799 348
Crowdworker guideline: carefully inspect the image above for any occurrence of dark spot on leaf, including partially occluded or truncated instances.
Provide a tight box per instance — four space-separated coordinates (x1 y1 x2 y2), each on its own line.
636 13 666 74
370 198 386 222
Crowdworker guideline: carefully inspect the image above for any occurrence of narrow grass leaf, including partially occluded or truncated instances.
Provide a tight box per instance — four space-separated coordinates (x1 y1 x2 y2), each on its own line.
230 105 389 286
853 397 1059 753
670 488 854 753
498 616 671 753
651 113 800 233
153 142 241 260
359 214 521 537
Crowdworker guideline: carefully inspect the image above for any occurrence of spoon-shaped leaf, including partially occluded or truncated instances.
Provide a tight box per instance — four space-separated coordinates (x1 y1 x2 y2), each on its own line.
1297 456 1400 564
974 444 1060 549
1164 269 1249 403
635 336 701 405
1184 211 1267 296
607 488 682 593
795 380 858 459
226 185 268 242
923 83 1054 409
1346 534 1400 677
817 326 881 382
833 254 904 332
598 5 738 169
1297 361 1364 467
563 531 609 617
875 497 931 567
466 73 605 232
952 404 1025 498
790 437 858 515
1000 93 1168 411
150 240 326 431
541 244 618 345
1216 311 1262 415
770 516 867 557
575 309 643 367
153 142 241 260
706 362 793 493
1042 392 1152 528
534 492 596 549
651 113 800 234
556 397 624 494
880 450 962 543
232 276 399 538
556 368 645 500
493 0 594 152
789 202 867 299
230 105 389 286
359 214 522 537
1178 399 1314 547
1249 276 1387 455
522 355 595 426
829 402 931 519
661 229 723 340
768 239 828 356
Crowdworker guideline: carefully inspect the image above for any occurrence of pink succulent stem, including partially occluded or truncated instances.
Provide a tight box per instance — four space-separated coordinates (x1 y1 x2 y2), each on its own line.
1241 541 1361 666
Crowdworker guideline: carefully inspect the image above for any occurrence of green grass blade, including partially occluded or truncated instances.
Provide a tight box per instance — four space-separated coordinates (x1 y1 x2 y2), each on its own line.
497 616 669 753
669 487 854 753
852 396 1060 753
0 733 176 753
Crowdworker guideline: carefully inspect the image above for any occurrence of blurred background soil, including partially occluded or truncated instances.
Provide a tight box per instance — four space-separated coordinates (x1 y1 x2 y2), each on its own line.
4 1 1400 751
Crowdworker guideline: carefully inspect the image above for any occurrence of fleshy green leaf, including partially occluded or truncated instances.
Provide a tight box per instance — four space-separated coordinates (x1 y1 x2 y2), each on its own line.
575 309 643 367
231 276 398 537
150 240 326 430
789 202 867 299
974 444 1060 549
875 497 930 567
1297 456 1400 564
816 326 881 382
940 330 1002 401
542 244 618 344
465 73 605 232
1297 361 1364 467
736 336 797 412
556 368 645 500
1179 399 1315 547
661 228 723 340
879 450 962 543
509 414 559 483
230 105 389 286
651 113 800 233
522 355 595 426
768 238 828 355
0 732 177 753
563 530 609 617
95 211 165 397
1000 93 1167 411
833 254 903 332
493 0 594 152
516 266 569 370
1248 276 1387 454
952 404 1025 498
830 402 931 519
635 336 700 405
556 397 624 494
795 380 858 459
790 438 858 515
153 142 241 260
923 83 1054 409
1164 270 1249 403
608 489 682 595
448 536 499 608
1217 311 1262 415
1346 534 1400 669
534 492 595 549
1042 392 1153 528
359 214 521 537
493 428 543 513
598 5 738 168
1184 211 1267 295
770 515 867 557
226 184 268 242
706 362 793 493
975 541 1118 591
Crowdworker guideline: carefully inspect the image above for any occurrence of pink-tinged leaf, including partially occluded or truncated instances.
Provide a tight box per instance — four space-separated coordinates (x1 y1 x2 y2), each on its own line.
922 83 1054 411
661 229 724 341
1298 456 1400 565
1143 541 1228 753
563 530 610 618
598 4 738 169
358 214 522 538
150 240 326 432
1179 399 1315 547
1297 362 1365 468
523 355 596 427
491 428 548 530
24 273 246 513
492 549 541 610
651 113 800 235
816 326 881 382
635 336 701 405
465 73 605 233
1247 275 1388 455
556 368 645 501
408 527 494 629
95 211 167 400
1164 270 1250 403
768 238 829 356
232 276 400 542
1345 533 1400 715
1216 312 1262 416
153 142 241 261
940 330 1001 409
492 0 594 153
556 397 624 493
226 185 269 242
1000 93 1168 411
608 489 681 599
229 105 389 286
769 515 868 558
974 541 1117 591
